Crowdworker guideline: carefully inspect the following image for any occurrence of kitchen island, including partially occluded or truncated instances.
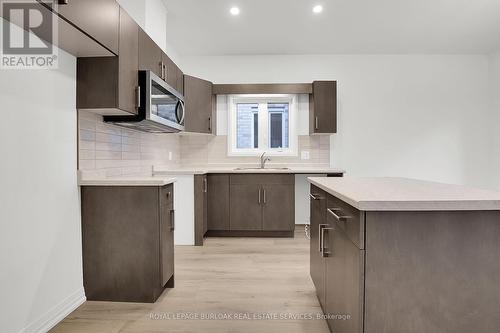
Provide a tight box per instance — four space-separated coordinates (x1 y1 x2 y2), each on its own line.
308 177 500 333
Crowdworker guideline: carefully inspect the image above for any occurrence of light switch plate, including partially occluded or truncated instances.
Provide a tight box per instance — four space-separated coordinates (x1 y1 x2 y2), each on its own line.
168 151 173 160
301 150 310 160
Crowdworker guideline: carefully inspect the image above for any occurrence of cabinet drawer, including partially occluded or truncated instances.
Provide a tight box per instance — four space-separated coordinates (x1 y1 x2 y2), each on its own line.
230 174 294 185
326 194 364 249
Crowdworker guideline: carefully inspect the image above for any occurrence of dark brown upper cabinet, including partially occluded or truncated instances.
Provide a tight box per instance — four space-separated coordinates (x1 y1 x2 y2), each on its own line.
184 75 215 134
163 53 184 95
139 29 184 94
53 0 120 55
117 8 140 114
1 1 114 57
138 28 163 78
76 8 139 115
310 81 337 134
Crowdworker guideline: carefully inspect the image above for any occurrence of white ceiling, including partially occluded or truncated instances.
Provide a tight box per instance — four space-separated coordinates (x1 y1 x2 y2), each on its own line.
163 0 500 56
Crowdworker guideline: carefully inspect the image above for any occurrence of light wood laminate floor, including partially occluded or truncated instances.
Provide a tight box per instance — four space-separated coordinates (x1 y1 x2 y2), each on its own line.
51 227 329 333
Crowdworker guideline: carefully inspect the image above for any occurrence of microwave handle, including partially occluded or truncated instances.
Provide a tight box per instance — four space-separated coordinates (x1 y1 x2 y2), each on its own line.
176 100 185 125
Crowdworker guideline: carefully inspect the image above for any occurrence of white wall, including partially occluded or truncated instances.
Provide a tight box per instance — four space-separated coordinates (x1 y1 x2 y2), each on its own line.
116 0 146 27
181 55 492 188
488 51 500 190
0 40 84 333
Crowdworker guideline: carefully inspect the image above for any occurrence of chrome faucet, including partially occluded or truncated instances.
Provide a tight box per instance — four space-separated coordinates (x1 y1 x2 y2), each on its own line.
260 152 271 169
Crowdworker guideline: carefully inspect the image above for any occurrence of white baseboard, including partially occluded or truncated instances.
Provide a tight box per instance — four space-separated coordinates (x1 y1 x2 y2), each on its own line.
20 288 86 333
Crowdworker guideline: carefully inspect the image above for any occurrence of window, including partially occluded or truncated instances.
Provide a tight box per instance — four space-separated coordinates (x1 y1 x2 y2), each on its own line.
268 103 289 149
236 103 259 149
228 95 298 156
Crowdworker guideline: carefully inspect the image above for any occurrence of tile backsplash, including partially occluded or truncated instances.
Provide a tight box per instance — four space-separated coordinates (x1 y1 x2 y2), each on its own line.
78 112 331 176
78 111 181 177
178 135 330 167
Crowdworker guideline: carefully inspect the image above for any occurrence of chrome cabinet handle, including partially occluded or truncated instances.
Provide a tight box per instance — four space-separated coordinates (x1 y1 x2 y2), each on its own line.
315 116 319 130
309 193 322 200
327 208 352 221
170 209 175 231
318 223 328 252
163 64 167 80
159 62 164 79
208 116 212 132
263 189 266 204
321 227 333 258
203 178 207 193
258 188 262 204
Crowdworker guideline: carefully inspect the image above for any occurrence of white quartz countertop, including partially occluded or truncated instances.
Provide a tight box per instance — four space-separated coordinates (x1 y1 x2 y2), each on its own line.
154 166 345 175
78 175 176 186
308 177 500 211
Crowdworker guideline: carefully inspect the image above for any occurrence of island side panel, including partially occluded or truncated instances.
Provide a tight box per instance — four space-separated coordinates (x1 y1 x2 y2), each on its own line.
364 211 500 333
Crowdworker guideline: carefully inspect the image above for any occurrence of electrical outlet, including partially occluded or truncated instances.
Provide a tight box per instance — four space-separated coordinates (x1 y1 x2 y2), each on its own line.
168 151 173 160
301 150 310 160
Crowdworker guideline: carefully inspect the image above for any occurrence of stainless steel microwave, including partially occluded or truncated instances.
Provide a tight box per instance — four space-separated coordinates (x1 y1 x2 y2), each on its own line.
104 71 185 133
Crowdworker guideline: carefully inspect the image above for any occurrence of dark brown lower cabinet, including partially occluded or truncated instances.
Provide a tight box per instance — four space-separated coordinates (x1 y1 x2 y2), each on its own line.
309 185 327 308
81 185 174 303
194 175 208 246
207 174 230 231
230 174 294 235
310 185 500 333
324 205 363 333
262 184 294 231
230 183 263 230
206 174 295 236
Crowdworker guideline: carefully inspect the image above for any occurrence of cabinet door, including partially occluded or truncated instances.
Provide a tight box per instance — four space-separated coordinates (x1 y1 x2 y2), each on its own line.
194 175 208 246
81 186 160 302
207 175 230 231
310 81 337 134
56 0 119 54
162 53 180 92
118 8 139 114
230 184 262 230
325 219 364 333
203 176 208 235
262 184 294 231
160 187 174 286
310 186 327 308
184 75 214 134
138 29 162 78
177 67 185 95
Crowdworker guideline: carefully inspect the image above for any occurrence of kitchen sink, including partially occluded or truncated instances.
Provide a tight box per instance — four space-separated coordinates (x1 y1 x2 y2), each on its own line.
233 167 291 171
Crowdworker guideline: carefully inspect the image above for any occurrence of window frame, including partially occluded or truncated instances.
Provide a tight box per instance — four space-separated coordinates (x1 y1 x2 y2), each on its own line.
227 94 298 156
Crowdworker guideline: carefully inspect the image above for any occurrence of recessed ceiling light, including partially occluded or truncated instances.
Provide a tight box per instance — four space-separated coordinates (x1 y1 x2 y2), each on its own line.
312 5 323 14
230 7 240 16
